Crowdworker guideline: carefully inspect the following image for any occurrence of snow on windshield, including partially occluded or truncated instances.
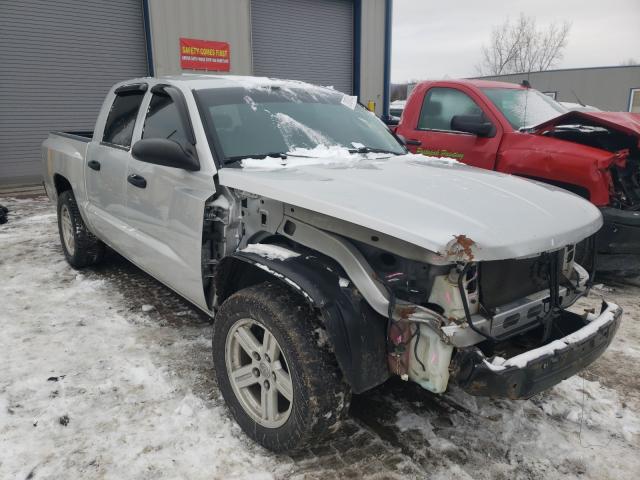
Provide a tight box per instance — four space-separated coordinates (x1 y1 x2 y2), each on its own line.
271 112 332 148
482 88 567 130
199 84 405 162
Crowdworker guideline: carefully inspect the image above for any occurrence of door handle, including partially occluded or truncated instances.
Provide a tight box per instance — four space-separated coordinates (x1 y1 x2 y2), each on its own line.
87 160 101 171
405 139 422 146
127 174 147 189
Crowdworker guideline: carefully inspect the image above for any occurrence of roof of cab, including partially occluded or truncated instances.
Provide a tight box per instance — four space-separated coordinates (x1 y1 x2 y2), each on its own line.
122 74 334 92
417 79 525 89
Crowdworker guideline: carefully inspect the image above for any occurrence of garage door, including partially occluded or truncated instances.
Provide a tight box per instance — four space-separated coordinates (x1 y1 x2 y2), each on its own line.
0 0 148 184
251 0 353 95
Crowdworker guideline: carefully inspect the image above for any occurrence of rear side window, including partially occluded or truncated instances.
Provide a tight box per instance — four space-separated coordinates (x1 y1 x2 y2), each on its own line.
102 91 145 147
417 87 482 131
142 93 188 145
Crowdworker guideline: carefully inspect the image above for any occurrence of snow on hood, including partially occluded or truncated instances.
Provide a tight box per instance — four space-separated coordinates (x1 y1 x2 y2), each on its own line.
240 146 392 170
219 152 602 261
532 110 640 138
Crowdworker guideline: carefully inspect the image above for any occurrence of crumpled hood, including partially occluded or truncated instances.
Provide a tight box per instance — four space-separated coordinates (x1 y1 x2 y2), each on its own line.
532 111 640 138
218 154 602 261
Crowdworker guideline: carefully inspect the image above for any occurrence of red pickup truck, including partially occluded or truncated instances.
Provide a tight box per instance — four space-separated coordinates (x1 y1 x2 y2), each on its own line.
394 79 640 271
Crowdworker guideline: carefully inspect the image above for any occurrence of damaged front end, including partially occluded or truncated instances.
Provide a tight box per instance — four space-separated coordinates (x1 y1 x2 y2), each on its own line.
533 111 640 269
370 236 622 399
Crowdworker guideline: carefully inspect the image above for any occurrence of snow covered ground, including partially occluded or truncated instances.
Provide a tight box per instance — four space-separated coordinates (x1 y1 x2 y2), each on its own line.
1 195 639 479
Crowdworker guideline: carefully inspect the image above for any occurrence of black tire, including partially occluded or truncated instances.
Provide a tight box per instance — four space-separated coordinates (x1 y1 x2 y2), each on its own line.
57 190 105 268
213 282 351 452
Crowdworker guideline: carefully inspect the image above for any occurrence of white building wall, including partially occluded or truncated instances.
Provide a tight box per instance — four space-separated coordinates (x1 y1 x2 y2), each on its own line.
147 0 253 76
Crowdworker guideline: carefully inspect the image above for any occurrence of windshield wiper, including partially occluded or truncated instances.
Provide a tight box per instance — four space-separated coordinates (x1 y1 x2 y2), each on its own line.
348 146 402 155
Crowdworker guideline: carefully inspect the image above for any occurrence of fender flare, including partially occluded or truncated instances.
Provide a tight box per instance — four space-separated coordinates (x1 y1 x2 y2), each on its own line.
214 249 390 393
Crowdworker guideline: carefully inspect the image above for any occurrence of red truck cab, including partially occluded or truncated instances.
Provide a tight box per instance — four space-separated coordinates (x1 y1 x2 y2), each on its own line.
395 79 640 271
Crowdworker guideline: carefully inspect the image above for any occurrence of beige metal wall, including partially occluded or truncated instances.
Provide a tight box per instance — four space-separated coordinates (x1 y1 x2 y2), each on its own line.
477 66 640 112
360 0 385 116
147 0 386 113
147 0 252 76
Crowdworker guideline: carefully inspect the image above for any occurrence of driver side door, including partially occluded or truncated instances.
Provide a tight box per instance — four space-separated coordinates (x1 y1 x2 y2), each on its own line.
123 87 215 310
406 87 501 171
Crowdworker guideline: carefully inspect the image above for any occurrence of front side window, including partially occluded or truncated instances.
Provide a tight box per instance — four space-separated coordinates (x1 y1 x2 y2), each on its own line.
482 87 567 130
417 87 483 131
102 90 145 147
142 93 188 145
195 86 405 163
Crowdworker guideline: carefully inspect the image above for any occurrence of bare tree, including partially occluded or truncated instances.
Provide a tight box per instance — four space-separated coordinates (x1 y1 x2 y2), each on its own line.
476 14 571 75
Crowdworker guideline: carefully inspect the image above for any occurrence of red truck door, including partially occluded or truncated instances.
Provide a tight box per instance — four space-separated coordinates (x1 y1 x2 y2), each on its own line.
399 85 502 170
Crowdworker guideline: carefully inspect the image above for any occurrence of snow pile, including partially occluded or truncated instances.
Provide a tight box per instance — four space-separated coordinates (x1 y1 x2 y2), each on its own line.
241 243 300 261
403 153 463 167
240 145 391 170
0 196 291 479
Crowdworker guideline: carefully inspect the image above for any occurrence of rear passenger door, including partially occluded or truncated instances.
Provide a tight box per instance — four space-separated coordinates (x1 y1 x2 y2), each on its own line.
123 85 213 309
406 87 501 170
85 84 146 247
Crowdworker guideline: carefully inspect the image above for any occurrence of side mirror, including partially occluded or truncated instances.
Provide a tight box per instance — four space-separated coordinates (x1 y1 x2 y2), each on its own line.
131 138 200 171
451 115 495 137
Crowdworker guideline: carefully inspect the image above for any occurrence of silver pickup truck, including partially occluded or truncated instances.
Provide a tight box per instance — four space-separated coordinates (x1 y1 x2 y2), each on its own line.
42 75 621 452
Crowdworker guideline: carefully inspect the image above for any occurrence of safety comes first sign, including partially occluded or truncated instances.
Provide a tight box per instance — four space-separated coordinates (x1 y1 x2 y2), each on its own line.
180 38 230 71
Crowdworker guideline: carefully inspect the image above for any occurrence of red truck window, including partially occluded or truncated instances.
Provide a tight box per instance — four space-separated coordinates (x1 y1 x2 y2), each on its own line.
418 87 483 132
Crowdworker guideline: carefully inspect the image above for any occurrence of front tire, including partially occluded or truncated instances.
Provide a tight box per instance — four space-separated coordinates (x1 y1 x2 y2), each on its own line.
213 282 351 452
57 190 105 268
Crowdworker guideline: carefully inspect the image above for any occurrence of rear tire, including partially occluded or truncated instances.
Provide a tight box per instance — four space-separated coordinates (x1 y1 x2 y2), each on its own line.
57 190 105 268
212 282 351 452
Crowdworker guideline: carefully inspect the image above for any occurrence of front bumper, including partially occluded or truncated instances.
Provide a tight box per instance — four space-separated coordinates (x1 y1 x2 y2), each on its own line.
450 302 622 399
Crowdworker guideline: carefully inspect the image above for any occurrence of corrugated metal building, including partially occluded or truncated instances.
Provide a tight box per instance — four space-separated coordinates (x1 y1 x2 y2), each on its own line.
0 0 392 185
475 65 640 113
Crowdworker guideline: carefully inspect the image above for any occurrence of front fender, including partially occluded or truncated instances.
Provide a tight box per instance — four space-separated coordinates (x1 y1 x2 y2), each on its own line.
215 248 390 393
497 131 613 205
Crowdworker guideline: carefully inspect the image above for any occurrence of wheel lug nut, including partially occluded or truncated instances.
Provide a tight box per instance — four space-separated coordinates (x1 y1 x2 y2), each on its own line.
272 372 276 381
263 380 270 390
252 352 261 361
264 354 271 363
252 367 260 377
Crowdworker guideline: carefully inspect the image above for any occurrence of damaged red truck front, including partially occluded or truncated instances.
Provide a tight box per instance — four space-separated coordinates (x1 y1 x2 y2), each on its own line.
395 80 640 271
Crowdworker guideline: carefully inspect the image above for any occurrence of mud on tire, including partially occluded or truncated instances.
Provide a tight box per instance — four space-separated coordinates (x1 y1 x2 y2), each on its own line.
57 190 105 268
212 282 351 452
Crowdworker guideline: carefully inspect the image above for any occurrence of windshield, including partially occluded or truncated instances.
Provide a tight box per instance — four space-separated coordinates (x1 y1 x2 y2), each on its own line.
196 86 405 163
481 87 568 130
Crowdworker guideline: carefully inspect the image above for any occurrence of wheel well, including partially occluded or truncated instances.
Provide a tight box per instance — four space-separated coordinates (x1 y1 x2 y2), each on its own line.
215 258 294 307
53 174 72 195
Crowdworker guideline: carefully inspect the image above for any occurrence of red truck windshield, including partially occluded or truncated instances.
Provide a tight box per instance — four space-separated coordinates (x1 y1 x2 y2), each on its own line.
482 88 567 130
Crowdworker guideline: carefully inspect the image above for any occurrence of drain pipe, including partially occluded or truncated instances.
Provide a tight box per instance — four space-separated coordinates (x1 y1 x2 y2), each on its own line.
382 0 393 122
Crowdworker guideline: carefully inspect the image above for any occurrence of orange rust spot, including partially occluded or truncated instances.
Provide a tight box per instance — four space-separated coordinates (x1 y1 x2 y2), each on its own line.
445 234 476 261
397 306 417 320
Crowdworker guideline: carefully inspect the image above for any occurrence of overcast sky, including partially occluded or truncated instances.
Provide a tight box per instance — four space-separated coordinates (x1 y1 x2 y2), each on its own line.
392 0 640 82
